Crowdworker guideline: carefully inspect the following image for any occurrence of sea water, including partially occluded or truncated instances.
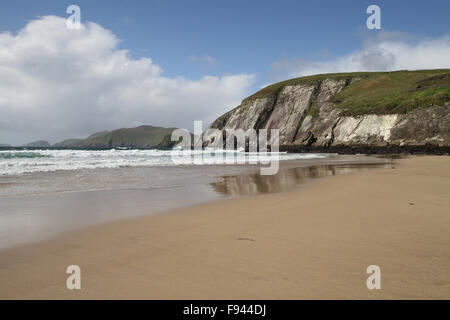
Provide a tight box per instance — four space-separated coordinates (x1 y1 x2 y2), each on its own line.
0 150 389 249
0 149 326 176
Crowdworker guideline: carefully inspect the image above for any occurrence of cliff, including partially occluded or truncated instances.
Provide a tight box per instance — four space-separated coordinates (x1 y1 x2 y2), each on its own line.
203 70 450 153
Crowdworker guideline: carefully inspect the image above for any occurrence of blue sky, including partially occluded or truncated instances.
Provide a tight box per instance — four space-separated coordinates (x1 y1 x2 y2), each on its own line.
0 0 449 144
2 0 449 90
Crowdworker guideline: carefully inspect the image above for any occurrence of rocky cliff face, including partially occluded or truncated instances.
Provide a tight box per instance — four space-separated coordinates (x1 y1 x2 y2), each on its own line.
203 72 450 152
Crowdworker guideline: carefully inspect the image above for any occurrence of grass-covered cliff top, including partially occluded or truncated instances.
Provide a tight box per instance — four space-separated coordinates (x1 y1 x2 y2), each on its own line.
246 69 450 115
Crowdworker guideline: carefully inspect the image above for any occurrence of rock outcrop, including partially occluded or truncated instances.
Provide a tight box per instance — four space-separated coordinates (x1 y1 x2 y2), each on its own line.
203 70 450 153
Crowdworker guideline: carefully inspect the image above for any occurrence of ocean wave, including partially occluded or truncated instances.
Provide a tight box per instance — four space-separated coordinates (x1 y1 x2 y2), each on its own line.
0 149 328 175
0 152 51 159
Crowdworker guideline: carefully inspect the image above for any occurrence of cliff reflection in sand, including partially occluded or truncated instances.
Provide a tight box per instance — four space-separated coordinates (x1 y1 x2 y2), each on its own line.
211 164 391 196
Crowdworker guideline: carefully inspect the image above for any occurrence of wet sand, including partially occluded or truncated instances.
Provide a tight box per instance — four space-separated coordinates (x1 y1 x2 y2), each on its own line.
0 156 449 299
0 155 388 249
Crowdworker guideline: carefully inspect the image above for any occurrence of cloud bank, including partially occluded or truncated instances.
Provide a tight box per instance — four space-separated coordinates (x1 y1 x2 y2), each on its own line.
0 16 254 144
271 32 450 79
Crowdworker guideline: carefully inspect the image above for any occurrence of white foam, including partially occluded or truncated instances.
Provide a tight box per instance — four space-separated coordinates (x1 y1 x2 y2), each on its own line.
0 149 328 176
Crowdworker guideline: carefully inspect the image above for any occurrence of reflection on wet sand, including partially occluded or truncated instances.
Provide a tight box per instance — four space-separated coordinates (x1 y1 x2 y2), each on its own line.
211 163 392 196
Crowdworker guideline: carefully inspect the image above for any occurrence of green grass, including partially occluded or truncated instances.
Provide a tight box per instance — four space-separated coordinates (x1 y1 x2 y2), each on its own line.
244 72 372 102
333 70 450 115
306 101 320 118
245 69 450 115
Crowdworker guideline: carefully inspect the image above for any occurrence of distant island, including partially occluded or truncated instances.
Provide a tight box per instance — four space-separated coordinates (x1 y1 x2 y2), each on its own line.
52 125 179 149
0 125 180 149
21 140 51 148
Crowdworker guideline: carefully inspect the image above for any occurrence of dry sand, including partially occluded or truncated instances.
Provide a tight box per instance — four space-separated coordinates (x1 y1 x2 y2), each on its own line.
0 156 449 299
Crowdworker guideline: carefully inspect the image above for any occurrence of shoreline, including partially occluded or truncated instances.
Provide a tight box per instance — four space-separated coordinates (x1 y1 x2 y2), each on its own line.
0 155 389 249
280 144 450 155
0 155 449 299
2 144 450 155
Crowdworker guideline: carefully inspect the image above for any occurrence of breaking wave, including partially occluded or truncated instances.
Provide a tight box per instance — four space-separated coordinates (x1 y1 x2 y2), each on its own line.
0 152 51 159
0 149 328 175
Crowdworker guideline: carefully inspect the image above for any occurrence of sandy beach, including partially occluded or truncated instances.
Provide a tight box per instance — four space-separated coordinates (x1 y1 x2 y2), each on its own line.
0 155 449 299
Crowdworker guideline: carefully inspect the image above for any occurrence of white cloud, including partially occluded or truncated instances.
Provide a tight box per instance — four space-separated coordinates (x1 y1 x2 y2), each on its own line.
271 31 450 79
0 16 253 144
